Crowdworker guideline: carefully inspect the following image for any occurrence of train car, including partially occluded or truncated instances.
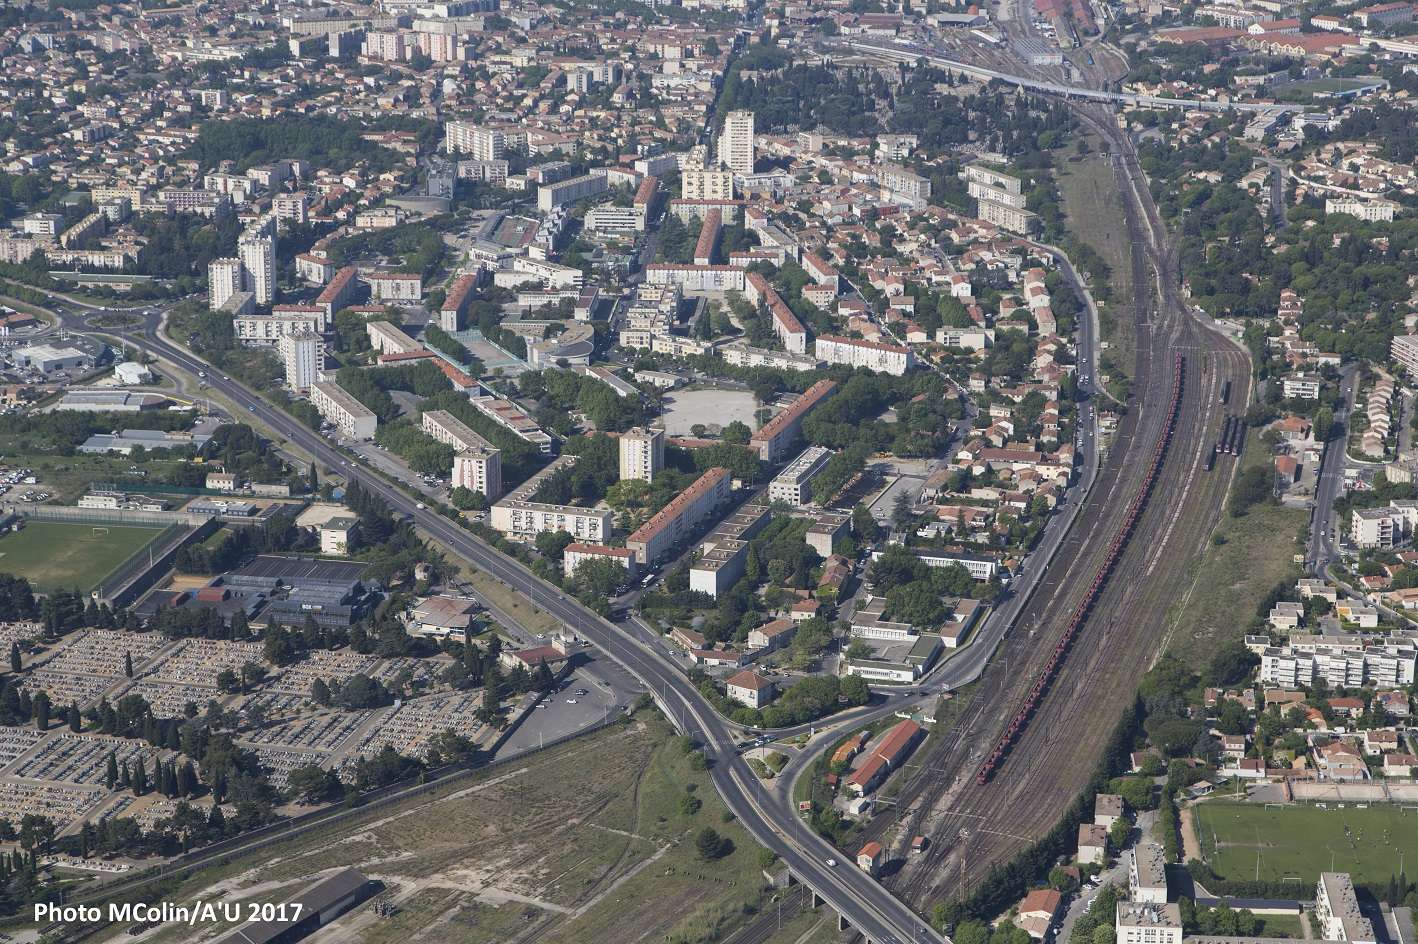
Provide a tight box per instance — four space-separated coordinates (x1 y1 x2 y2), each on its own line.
1220 379 1232 405
978 352 1186 786
1204 448 1217 472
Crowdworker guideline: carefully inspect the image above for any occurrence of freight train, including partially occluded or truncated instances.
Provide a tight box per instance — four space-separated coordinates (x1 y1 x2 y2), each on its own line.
975 354 1185 786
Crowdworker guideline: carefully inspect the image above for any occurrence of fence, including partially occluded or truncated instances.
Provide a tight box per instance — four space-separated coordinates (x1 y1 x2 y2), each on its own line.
95 518 219 606
4 503 207 528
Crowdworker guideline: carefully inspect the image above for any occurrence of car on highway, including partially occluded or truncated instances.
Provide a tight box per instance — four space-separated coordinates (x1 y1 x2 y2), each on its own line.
565 699 577 704
825 858 837 868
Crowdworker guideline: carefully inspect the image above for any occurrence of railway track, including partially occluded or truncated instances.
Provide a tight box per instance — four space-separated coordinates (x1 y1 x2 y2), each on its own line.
864 90 1254 910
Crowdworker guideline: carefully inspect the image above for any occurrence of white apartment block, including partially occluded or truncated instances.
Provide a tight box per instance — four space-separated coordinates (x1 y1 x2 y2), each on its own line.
209 257 244 310
978 198 1038 235
965 165 1024 195
277 330 321 393
238 223 276 305
310 379 378 440
452 449 502 501
1316 873 1376 944
1392 334 1418 376
366 320 422 355
445 122 505 161
272 194 308 225
720 340 821 372
619 427 665 482
968 178 1028 209
1326 199 1397 222
537 172 609 212
683 169 735 201
1130 842 1169 904
362 272 422 301
626 467 731 564
878 163 932 203
1351 506 1404 549
234 309 323 346
1260 642 1417 689
768 446 833 506
423 410 503 500
490 455 614 541
1115 903 1182 944
815 335 914 375
717 110 755 175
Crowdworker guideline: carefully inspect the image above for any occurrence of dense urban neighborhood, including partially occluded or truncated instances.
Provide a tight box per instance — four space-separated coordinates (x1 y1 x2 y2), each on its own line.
0 0 1417 941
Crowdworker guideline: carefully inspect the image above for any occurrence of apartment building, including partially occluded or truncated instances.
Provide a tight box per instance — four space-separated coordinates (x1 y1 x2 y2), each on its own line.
490 456 614 542
311 379 378 440
619 427 665 482
445 122 505 161
1392 335 1418 376
717 110 755 174
366 320 422 356
209 257 244 310
1114 903 1182 944
234 308 323 346
1130 842 1169 904
1326 198 1396 222
978 198 1038 235
1316 873 1376 944
1260 641 1417 688
768 446 833 506
563 542 637 579
750 379 837 462
468 393 554 453
362 271 422 302
277 330 321 393
440 273 478 332
1351 506 1404 549
626 467 732 564
237 221 276 305
537 171 609 212
720 340 822 372
683 168 735 200
815 335 915 376
878 163 932 204
452 449 502 501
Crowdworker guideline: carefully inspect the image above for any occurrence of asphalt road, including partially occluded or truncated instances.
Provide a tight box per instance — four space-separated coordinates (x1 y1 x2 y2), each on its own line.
60 303 944 944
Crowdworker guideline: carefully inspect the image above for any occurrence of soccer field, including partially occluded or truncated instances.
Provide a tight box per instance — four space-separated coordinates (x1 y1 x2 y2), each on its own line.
0 521 163 593
1195 800 1418 887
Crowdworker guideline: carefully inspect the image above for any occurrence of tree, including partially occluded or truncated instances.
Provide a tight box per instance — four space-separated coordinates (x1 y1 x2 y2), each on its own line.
32 691 48 731
722 420 751 444
8 641 19 673
123 651 133 678
286 764 340 804
695 826 731 860
311 678 332 707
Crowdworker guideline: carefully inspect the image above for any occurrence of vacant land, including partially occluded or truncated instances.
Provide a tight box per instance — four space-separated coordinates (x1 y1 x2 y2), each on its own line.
1160 429 1305 660
0 520 162 592
1057 133 1138 400
91 716 773 944
1194 801 1418 887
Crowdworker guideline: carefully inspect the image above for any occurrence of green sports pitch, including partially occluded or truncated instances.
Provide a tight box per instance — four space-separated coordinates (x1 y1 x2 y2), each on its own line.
0 521 164 593
1194 800 1418 888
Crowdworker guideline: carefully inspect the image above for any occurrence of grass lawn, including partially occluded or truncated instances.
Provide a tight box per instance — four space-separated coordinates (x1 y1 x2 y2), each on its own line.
0 520 163 592
1056 133 1137 401
1159 430 1307 660
1194 801 1418 888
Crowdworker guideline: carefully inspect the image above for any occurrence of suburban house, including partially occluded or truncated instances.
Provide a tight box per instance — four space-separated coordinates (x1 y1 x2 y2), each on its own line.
1077 824 1108 865
1015 888 1064 940
725 670 776 709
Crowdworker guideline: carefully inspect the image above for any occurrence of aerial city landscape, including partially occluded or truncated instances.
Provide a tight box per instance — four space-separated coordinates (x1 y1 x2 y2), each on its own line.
0 0 1414 941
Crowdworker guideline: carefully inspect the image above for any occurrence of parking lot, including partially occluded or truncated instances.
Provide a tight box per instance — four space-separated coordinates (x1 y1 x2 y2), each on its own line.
497 668 624 755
